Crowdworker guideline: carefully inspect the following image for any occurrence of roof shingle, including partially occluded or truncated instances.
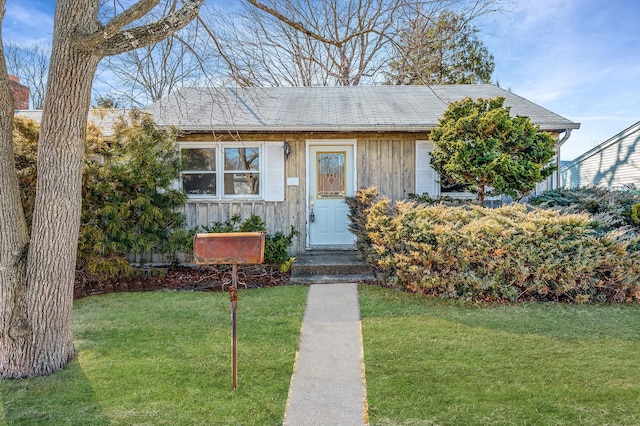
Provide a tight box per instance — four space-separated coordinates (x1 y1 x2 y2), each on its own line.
146 85 580 133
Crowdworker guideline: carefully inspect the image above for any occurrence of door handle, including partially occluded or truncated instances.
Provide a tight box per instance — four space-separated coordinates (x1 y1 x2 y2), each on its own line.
310 201 315 223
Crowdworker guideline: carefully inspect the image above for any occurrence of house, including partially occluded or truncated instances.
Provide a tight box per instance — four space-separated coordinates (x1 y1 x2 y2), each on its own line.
16 85 579 255
145 85 579 254
9 75 30 110
561 120 640 190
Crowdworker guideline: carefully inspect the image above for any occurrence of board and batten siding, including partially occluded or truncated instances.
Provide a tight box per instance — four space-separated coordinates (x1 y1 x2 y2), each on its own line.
182 138 307 255
562 121 640 189
357 138 418 201
172 133 430 257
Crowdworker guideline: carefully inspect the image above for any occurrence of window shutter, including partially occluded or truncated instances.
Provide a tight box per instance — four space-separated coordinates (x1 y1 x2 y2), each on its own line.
415 140 439 197
264 142 285 201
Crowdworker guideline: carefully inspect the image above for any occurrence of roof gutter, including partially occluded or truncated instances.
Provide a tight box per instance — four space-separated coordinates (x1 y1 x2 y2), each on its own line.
554 128 573 189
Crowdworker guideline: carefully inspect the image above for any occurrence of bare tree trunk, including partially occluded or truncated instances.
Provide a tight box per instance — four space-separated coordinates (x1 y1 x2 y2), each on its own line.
1 0 203 378
0 2 32 378
1 0 101 378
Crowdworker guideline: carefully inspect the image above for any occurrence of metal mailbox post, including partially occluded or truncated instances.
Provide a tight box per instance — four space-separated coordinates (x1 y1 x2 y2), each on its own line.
193 232 266 390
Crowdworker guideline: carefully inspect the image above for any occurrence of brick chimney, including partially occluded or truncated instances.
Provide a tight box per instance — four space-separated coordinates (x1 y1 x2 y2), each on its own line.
8 75 30 110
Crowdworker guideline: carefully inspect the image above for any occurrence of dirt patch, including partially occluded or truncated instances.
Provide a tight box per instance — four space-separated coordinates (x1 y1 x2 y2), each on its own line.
74 264 291 299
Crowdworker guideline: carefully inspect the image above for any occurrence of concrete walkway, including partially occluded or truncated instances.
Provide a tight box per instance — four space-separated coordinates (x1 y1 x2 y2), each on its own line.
283 283 368 426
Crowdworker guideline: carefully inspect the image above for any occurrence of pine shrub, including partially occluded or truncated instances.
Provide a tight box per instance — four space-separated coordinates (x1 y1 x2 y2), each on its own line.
353 188 640 303
530 187 640 231
79 110 188 278
346 187 380 263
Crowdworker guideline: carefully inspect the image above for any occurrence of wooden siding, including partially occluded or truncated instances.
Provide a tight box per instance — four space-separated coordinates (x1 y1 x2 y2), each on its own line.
175 133 425 256
357 138 415 201
562 123 640 189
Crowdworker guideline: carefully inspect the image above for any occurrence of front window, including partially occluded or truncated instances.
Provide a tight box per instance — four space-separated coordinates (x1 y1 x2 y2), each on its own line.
180 144 261 199
181 147 217 196
439 176 473 194
224 147 260 196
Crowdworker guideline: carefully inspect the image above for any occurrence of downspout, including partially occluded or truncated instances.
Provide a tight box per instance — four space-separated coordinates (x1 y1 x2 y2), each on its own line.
554 128 573 189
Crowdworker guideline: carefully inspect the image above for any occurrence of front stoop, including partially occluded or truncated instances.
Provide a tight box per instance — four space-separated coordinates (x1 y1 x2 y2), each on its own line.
290 251 375 284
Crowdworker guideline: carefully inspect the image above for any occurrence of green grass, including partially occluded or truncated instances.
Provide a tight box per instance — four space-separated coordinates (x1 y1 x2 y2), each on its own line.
4 285 640 425
0 286 308 425
359 285 640 426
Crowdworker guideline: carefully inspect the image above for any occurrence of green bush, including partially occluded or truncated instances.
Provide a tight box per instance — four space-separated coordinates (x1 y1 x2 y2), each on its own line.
530 187 640 231
631 203 640 225
14 112 189 280
79 110 188 278
12 116 40 229
353 188 640 303
345 187 380 263
407 192 477 206
198 214 298 264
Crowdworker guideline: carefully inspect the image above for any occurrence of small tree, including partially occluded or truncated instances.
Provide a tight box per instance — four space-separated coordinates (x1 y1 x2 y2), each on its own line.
385 11 495 85
430 96 556 203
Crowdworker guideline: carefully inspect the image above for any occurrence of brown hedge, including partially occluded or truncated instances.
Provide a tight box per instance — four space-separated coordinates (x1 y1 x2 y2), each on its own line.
352 189 640 303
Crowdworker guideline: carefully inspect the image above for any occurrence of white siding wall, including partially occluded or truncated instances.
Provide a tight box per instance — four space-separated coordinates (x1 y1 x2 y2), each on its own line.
561 122 640 189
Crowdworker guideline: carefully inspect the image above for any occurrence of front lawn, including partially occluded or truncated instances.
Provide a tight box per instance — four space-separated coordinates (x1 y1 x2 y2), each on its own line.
3 284 639 425
0 287 308 425
360 285 640 425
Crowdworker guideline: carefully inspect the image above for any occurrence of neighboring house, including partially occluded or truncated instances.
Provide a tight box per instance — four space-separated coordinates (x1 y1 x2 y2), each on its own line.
146 85 579 254
9 75 30 110
17 85 579 254
561 120 640 190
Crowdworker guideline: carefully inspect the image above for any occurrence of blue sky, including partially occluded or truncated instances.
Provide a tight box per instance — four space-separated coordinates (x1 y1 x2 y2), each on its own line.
3 0 639 160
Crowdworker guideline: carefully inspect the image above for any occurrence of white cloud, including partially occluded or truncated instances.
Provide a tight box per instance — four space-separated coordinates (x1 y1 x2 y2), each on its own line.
3 1 54 44
484 0 640 161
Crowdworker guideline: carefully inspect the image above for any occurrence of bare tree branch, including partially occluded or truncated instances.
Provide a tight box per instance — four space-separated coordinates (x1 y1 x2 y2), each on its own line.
82 0 161 47
3 42 50 109
244 0 343 47
76 0 204 56
209 0 509 87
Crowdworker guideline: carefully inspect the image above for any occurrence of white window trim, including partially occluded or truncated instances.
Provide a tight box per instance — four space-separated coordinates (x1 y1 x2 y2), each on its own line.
179 142 266 201
416 140 501 200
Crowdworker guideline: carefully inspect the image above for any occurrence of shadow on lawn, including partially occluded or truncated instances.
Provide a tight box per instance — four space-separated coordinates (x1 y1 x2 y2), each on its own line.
0 358 109 425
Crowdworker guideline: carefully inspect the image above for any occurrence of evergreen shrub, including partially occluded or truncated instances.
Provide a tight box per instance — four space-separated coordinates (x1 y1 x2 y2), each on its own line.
14 112 189 280
353 188 640 303
530 187 640 231
79 110 188 278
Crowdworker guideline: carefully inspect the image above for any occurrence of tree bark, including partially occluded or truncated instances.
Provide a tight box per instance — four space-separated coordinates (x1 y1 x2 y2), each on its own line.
0 0 101 378
0 1 32 378
1 0 203 378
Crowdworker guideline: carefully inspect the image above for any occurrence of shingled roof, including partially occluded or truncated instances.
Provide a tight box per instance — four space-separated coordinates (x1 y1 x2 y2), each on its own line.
146 85 580 133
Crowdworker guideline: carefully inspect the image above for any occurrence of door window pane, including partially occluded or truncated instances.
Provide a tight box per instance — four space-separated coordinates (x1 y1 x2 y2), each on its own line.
317 152 346 198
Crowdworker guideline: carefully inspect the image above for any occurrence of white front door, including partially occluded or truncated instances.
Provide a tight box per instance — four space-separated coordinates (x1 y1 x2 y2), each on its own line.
308 143 356 248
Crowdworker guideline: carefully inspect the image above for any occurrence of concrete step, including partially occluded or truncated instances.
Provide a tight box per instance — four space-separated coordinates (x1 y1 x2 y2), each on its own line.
290 251 375 284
